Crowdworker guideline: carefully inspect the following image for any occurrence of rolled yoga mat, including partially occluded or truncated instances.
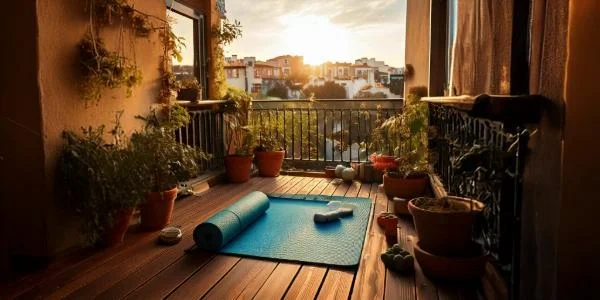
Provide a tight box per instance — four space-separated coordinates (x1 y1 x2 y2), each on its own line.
193 191 270 251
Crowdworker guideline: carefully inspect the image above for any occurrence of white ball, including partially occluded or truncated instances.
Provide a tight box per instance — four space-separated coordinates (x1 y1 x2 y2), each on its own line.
335 165 346 178
342 167 356 181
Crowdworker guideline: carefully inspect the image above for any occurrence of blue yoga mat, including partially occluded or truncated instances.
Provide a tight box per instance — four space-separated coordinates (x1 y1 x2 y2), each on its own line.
193 191 270 251
193 192 373 267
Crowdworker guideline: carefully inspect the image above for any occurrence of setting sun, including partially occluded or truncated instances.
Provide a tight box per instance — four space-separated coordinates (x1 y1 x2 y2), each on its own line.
280 14 352 65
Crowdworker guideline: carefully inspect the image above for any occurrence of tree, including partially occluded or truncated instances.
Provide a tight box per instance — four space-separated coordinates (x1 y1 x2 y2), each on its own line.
303 81 346 99
355 91 388 99
266 84 288 99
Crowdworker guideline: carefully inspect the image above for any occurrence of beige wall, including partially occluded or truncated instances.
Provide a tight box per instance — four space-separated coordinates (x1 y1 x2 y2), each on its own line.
404 0 430 94
559 1 600 297
1 0 172 266
37 0 166 254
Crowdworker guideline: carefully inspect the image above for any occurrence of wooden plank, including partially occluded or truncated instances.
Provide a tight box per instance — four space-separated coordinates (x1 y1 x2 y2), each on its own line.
357 183 373 198
123 252 215 300
385 219 418 300
319 178 341 196
289 177 325 199
96 178 290 299
167 255 241 300
269 176 307 197
316 180 362 299
316 269 355 300
283 266 327 300
43 178 271 300
235 260 280 300
278 176 315 197
201 258 277 300
11 180 255 300
344 180 362 197
388 218 427 300
305 178 333 200
253 263 301 300
350 184 387 300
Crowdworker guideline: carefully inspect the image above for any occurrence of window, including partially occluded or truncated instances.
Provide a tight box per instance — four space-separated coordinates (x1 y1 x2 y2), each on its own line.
232 69 239 78
169 2 207 97
251 84 261 94
255 69 261 78
446 0 458 89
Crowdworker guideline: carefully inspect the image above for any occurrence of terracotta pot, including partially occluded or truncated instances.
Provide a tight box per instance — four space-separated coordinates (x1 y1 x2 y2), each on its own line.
377 213 398 237
413 241 487 281
408 197 484 256
255 150 285 177
376 212 395 228
383 174 428 199
224 155 254 183
392 197 410 215
103 208 134 246
140 187 178 231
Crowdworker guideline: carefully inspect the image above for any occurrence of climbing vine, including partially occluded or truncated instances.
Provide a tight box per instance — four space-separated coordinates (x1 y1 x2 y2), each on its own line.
79 0 181 105
211 18 242 99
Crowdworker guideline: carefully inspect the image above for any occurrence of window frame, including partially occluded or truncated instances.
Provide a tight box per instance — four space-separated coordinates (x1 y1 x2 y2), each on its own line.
168 1 208 98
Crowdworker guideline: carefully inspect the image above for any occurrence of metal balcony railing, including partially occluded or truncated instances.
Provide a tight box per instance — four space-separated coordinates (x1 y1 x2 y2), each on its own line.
250 98 404 169
428 101 532 297
175 100 228 171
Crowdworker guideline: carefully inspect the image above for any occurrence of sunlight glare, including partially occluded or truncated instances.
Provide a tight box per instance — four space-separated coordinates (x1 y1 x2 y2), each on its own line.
279 14 352 65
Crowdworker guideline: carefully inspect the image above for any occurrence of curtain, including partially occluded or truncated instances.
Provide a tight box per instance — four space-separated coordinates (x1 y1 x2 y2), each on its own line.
450 0 512 95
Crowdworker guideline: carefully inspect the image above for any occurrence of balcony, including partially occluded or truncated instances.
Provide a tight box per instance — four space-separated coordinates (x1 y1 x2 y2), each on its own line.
1 176 501 299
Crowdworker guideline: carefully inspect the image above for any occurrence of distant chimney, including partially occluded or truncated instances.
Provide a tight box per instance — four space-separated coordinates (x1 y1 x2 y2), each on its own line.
232 55 238 60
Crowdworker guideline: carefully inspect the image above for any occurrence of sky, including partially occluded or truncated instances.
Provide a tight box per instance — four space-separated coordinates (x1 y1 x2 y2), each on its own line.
223 0 407 67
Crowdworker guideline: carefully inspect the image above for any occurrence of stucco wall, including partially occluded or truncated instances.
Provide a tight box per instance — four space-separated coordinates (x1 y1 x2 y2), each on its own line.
404 0 430 94
36 0 166 254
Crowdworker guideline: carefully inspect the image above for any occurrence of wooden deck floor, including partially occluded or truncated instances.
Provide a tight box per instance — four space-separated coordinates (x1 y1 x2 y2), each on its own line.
2 176 486 300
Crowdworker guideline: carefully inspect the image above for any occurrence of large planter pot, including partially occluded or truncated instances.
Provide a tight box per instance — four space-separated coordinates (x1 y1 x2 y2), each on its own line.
383 174 428 199
140 187 178 231
254 150 285 177
408 197 484 256
224 155 253 183
102 208 134 247
413 241 486 281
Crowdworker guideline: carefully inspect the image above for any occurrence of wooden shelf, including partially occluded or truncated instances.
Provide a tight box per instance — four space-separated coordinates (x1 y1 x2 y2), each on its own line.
422 94 546 128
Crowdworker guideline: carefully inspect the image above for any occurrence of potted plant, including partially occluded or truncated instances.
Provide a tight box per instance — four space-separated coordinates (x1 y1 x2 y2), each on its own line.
58 113 148 246
177 77 202 102
132 104 207 230
408 196 487 280
370 86 431 203
223 86 255 182
251 111 285 177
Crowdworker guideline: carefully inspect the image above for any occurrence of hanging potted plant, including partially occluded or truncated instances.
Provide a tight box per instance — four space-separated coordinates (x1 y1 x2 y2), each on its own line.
58 113 148 246
252 111 285 177
222 87 255 182
177 77 203 102
132 104 208 230
370 86 431 205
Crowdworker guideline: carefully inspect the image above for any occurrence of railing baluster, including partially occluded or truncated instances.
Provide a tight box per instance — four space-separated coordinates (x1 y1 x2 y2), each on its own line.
291 109 295 161
308 108 311 161
316 109 319 161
